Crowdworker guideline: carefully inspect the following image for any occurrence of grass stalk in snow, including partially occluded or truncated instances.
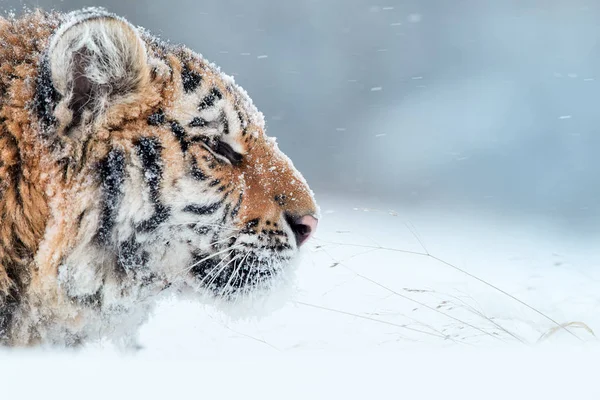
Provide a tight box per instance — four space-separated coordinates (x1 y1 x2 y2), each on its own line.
294 301 467 343
312 215 584 342
344 266 511 343
316 242 509 342
426 289 526 343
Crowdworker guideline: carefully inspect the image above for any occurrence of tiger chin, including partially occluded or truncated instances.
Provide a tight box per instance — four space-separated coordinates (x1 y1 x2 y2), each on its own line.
0 8 318 347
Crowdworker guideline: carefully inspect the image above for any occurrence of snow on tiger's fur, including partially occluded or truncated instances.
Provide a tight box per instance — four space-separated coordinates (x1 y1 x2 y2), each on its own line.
0 8 318 347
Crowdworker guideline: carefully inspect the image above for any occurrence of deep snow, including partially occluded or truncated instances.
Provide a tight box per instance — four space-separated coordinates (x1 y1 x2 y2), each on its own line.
3 194 600 399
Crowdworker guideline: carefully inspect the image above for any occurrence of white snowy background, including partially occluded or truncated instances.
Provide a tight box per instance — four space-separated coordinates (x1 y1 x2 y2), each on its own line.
4 195 600 399
3 1 600 398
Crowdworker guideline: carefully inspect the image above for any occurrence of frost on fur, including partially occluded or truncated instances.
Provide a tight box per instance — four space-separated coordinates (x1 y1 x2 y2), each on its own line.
0 8 318 347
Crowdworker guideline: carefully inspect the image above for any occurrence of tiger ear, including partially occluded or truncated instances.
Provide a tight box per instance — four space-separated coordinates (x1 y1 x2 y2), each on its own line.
48 10 149 129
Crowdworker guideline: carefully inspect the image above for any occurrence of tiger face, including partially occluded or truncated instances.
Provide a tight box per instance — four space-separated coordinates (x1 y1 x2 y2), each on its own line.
0 8 318 345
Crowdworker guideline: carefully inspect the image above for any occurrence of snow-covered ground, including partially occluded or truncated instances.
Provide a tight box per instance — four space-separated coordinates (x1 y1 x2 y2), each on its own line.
4 194 600 398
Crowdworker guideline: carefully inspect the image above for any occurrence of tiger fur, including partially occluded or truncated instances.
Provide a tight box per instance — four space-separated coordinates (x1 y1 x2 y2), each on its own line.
0 8 318 347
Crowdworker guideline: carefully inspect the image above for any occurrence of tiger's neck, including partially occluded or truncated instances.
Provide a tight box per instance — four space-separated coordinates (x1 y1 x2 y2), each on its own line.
0 12 59 340
0 121 53 342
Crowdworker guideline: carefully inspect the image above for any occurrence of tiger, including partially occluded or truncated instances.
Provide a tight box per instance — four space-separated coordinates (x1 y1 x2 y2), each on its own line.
0 8 318 347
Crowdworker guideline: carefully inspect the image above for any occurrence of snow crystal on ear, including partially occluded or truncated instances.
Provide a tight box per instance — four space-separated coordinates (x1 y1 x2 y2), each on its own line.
49 7 141 57
57 7 121 31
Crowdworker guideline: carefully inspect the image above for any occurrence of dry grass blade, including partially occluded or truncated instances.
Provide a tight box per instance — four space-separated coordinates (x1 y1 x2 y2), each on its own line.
427 254 582 342
341 265 509 343
313 220 584 342
207 314 281 351
537 321 596 343
405 221 582 342
429 290 526 343
295 301 469 344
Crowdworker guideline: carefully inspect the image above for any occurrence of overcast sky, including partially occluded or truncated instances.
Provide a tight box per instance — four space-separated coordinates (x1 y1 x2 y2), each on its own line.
4 0 600 231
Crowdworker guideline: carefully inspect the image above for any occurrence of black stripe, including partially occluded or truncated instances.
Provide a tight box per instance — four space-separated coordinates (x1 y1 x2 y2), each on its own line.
135 137 162 204
221 203 231 224
11 232 29 260
189 117 207 128
148 109 166 126
221 190 232 201
190 253 220 278
76 210 87 230
181 64 203 93
34 58 61 131
170 121 189 152
8 158 23 208
117 235 148 273
95 149 126 244
198 88 223 110
190 225 211 235
220 113 230 135
70 291 102 309
137 204 170 232
135 137 171 232
183 202 222 215
230 193 243 219
236 109 245 126
191 165 208 181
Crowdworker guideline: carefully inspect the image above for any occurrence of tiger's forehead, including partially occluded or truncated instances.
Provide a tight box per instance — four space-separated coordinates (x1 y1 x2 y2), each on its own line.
154 44 266 137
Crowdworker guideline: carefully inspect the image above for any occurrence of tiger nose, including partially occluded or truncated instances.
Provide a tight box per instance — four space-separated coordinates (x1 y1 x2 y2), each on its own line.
286 214 318 247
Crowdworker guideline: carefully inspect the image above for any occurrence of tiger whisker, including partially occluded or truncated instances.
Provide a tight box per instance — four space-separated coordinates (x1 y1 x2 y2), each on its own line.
242 256 257 293
161 220 237 229
207 235 238 247
176 244 243 276
219 249 250 298
185 245 241 271
228 254 257 304
195 256 231 288
204 254 242 290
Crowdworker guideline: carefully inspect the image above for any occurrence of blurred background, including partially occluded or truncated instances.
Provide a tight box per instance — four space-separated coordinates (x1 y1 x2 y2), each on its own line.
3 0 600 232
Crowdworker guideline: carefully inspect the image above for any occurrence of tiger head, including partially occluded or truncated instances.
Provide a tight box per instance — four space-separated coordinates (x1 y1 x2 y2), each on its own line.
0 8 318 343
48 9 319 296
